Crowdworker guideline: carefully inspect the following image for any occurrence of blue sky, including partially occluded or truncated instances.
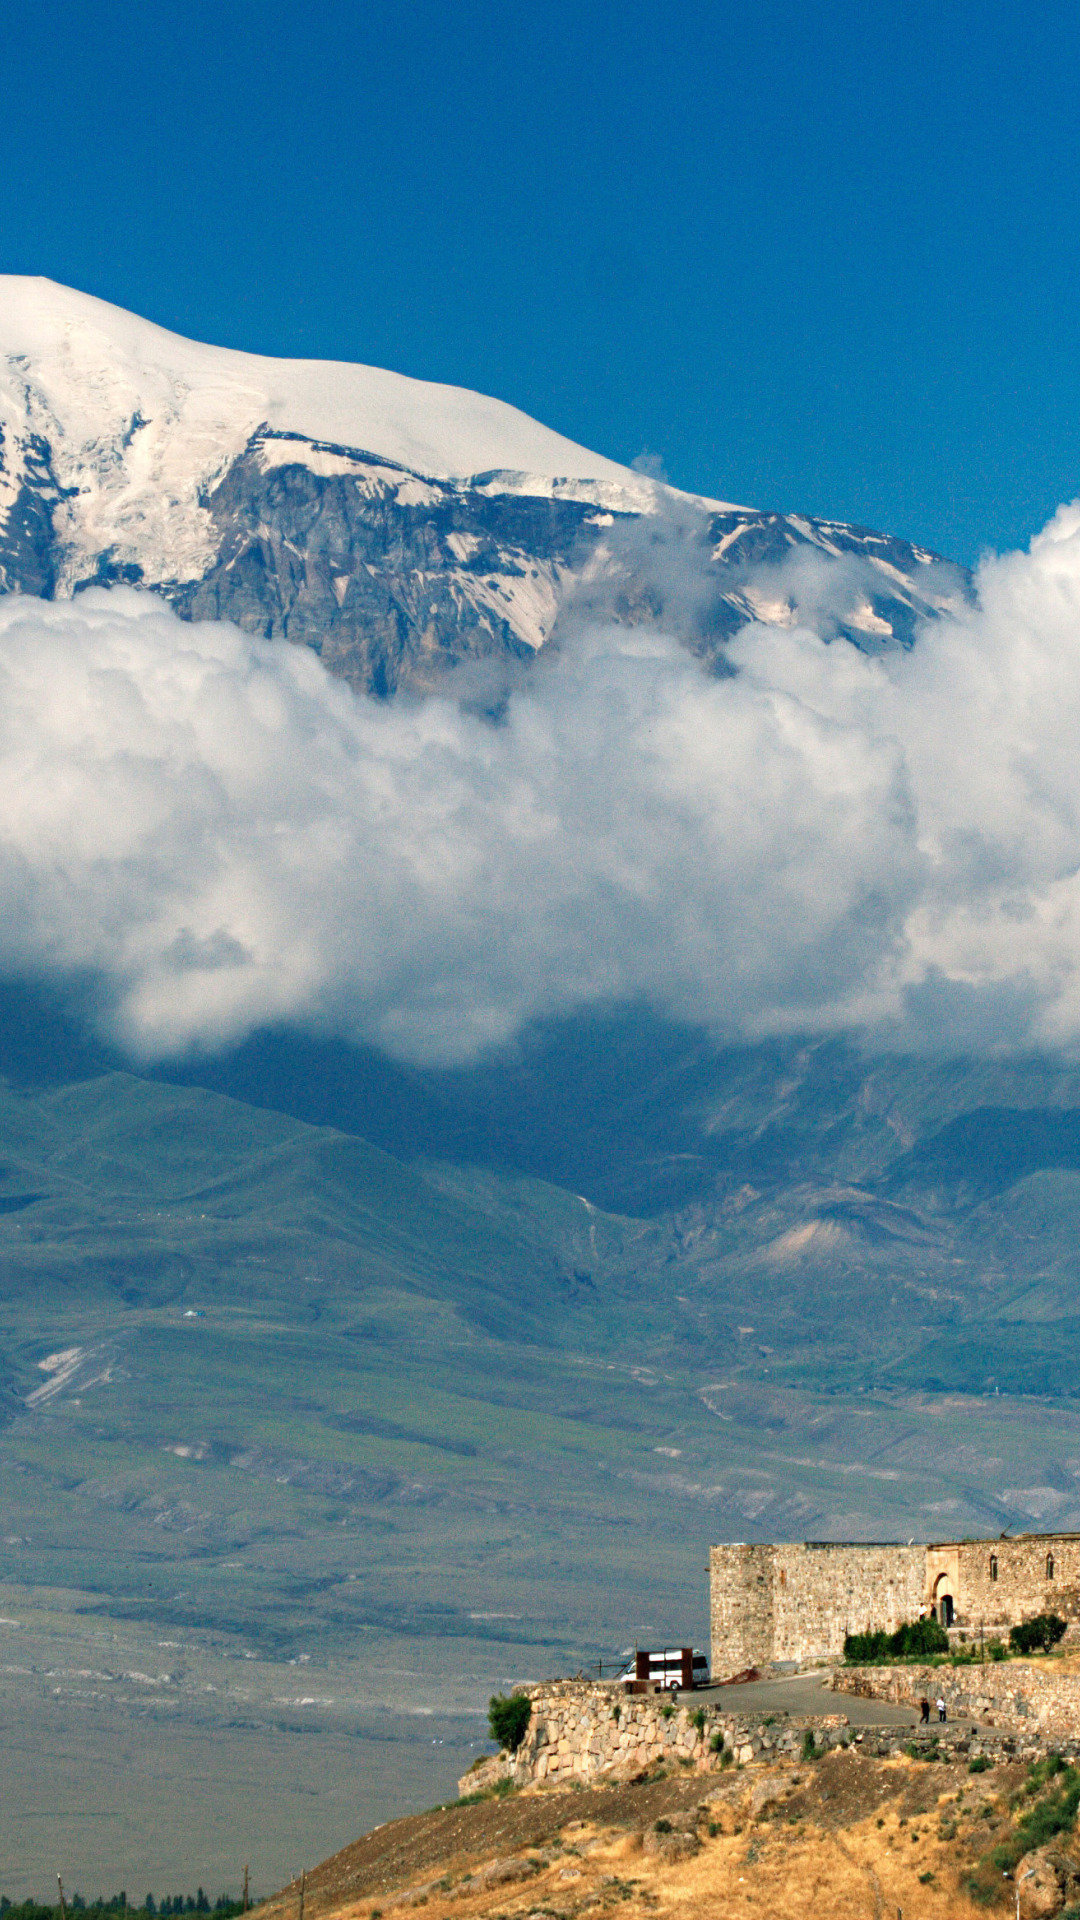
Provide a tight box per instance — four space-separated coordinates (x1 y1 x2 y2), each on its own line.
5 0 1080 564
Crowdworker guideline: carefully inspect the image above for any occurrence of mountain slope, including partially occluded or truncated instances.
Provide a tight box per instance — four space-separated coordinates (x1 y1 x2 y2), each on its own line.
0 278 967 692
7 1027 1080 1883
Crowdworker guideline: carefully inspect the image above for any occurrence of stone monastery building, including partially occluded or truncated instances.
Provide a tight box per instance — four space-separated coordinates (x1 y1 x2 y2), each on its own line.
709 1533 1080 1678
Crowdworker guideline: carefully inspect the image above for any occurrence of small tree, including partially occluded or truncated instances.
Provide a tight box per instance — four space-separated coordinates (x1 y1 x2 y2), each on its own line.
488 1691 532 1751
1009 1613 1067 1655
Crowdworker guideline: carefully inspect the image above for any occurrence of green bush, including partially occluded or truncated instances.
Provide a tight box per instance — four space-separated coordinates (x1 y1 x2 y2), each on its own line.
987 1637 1007 1662
1009 1614 1067 1655
987 1763 1080 1877
843 1629 891 1663
690 1708 706 1732
896 1617 951 1657
844 1616 949 1663
487 1692 532 1752
969 1755 993 1773
1025 1753 1066 1794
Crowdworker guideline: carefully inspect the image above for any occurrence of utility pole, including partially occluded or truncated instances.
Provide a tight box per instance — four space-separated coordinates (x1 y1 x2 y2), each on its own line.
57 1877 67 1920
243 1867 249 1915
298 1869 305 1920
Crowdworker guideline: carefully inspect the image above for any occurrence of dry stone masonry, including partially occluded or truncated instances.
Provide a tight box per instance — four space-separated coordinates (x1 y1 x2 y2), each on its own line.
832 1660 1080 1745
459 1679 856 1797
458 1677 1072 1800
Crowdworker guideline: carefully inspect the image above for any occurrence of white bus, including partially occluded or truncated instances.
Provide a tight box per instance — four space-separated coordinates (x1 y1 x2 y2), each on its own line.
618 1647 710 1691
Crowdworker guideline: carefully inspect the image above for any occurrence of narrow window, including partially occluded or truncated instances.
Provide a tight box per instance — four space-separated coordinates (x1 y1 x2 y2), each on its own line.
1048 1553 1055 1579
989 1554 998 1582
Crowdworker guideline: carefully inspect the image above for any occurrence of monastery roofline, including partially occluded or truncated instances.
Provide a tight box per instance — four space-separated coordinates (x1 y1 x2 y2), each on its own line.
928 1530 1080 1548
711 1531 1080 1550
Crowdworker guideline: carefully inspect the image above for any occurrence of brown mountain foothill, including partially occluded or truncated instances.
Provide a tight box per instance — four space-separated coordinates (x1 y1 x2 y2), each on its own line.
253 1749 1058 1920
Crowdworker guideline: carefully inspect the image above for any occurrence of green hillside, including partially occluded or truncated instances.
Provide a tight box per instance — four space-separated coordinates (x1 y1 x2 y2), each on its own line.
6 1025 1080 1891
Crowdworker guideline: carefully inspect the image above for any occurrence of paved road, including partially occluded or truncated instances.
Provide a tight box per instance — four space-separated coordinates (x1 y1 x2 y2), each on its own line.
690 1670 966 1728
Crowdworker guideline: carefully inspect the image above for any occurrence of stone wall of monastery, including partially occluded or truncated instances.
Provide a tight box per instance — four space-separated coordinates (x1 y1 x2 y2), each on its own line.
709 1542 924 1677
711 1533 1080 1676
948 1537 1080 1633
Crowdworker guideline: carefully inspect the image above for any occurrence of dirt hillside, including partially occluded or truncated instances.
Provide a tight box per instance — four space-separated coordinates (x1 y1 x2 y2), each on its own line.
254 1746 1067 1919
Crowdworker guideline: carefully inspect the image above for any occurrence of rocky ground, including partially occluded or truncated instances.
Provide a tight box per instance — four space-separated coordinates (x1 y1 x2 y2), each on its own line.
252 1742 1080 1919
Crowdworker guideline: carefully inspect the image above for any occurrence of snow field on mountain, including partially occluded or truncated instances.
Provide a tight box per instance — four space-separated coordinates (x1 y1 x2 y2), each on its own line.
0 275 660 592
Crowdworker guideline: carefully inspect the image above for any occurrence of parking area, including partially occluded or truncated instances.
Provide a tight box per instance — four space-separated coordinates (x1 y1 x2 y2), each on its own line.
688 1669 966 1728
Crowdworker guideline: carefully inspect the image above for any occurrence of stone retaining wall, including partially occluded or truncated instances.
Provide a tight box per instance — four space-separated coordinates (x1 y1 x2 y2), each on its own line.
458 1680 852 1796
832 1661 1080 1742
457 1678 1057 1798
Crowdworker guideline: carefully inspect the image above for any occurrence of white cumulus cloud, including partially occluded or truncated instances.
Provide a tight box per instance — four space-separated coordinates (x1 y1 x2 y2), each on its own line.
3 505 1080 1065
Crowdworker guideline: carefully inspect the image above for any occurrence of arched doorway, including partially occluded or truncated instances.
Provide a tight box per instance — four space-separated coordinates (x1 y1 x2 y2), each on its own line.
933 1573 955 1627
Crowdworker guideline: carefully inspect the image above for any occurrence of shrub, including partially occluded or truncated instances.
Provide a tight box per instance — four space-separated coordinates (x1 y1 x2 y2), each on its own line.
894 1616 950 1657
654 1819 672 1834
1009 1614 1067 1656
843 1629 891 1663
969 1755 993 1773
843 1616 948 1663
661 1703 675 1720
801 1729 821 1762
987 1637 1007 1662
690 1708 706 1732
1026 1753 1066 1793
986 1763 1080 1878
487 1692 532 1752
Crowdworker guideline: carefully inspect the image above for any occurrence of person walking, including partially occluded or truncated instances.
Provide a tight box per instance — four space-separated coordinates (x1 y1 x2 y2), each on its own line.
919 1697 930 1725
937 1695 947 1723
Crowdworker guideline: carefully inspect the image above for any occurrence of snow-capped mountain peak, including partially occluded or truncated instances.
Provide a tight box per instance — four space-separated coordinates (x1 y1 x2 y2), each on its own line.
0 277 966 693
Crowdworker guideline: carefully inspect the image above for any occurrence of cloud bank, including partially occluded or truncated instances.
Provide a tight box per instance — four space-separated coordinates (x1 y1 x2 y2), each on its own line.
4 505 1080 1065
